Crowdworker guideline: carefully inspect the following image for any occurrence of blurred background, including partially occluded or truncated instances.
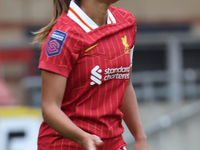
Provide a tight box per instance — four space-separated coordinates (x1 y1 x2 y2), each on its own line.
0 0 200 150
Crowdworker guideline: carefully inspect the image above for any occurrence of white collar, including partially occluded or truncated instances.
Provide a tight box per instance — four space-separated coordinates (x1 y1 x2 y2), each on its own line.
67 0 116 32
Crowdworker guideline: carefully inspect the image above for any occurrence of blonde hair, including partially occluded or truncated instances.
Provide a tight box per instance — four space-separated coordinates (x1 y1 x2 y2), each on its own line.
32 0 71 44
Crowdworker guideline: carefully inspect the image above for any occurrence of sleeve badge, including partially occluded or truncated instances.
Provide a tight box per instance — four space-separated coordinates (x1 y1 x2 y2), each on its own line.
46 30 68 57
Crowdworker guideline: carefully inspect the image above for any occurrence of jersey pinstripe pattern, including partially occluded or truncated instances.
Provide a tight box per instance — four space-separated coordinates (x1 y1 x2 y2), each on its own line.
38 0 137 149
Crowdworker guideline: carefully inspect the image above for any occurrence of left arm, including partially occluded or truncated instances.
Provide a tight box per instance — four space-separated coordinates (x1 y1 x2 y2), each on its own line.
120 67 148 150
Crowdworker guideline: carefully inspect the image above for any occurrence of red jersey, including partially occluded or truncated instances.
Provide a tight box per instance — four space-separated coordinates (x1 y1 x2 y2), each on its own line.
38 0 136 150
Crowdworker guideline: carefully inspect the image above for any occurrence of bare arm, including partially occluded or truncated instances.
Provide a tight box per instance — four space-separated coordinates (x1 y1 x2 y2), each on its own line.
41 70 103 150
120 68 148 150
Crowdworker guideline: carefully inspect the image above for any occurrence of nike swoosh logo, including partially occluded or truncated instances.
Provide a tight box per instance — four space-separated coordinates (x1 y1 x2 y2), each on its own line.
85 43 98 52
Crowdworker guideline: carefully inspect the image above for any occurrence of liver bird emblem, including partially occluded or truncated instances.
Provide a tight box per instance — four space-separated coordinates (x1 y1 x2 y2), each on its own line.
121 35 130 53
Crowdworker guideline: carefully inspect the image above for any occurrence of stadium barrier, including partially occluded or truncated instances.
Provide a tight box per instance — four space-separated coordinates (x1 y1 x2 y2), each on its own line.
0 106 42 150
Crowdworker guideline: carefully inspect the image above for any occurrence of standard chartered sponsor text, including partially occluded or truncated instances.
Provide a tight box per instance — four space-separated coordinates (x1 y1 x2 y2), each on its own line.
105 66 130 74
104 73 129 81
104 66 131 81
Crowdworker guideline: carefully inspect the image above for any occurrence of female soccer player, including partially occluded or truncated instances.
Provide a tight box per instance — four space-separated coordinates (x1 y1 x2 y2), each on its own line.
33 0 148 150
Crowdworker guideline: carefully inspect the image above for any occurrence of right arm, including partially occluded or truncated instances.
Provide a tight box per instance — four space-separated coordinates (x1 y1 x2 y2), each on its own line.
41 70 103 150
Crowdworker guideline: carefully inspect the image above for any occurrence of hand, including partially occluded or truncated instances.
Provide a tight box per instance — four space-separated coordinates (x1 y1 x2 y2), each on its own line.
133 139 148 150
80 134 103 150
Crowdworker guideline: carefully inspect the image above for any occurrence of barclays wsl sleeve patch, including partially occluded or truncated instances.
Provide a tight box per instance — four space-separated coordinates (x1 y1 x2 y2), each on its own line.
46 30 68 57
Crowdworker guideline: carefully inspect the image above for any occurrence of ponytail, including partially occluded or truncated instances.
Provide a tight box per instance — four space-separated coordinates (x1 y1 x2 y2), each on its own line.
32 0 71 44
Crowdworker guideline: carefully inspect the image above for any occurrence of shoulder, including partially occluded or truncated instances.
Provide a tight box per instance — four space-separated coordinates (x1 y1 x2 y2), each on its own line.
42 18 83 56
47 14 84 49
109 6 136 24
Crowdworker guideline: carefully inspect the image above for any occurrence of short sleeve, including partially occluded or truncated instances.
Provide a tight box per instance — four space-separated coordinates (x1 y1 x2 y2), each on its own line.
38 29 79 78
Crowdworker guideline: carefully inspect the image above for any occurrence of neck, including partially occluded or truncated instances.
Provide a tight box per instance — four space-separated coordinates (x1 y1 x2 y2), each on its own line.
80 0 110 27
